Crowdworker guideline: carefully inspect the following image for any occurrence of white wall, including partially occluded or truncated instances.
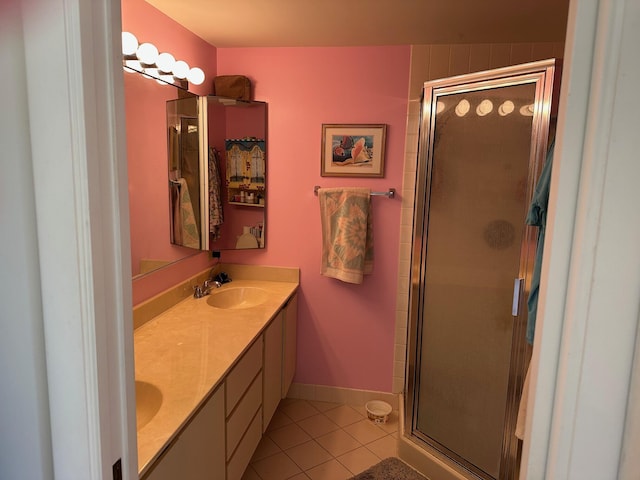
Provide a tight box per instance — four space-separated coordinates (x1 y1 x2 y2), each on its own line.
0 4 54 479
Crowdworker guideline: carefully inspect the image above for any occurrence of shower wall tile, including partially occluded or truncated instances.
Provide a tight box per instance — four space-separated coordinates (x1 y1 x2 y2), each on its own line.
469 44 491 73
393 377 404 394
398 242 412 263
409 45 431 99
553 42 566 60
510 43 534 65
449 44 471 77
429 45 451 81
489 44 511 69
406 114 421 141
393 361 405 379
532 42 556 62
400 207 413 228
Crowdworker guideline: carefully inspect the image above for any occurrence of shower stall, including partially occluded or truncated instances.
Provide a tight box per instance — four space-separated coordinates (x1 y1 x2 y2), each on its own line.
404 60 556 480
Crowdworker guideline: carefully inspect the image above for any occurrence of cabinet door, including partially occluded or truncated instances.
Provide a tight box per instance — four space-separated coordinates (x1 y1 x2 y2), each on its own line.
143 384 225 480
282 293 298 398
263 311 283 431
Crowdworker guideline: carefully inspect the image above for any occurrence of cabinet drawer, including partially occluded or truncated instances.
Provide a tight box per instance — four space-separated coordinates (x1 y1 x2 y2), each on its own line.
226 371 262 459
226 339 263 414
226 408 262 480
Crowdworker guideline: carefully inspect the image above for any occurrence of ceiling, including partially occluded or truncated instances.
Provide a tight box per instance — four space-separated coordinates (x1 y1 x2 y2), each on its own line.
145 0 570 48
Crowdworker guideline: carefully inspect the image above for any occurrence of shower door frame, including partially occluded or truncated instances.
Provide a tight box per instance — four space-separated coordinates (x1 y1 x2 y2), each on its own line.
404 59 556 480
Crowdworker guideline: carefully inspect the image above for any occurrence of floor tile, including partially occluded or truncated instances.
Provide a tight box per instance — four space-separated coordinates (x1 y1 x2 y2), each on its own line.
279 400 320 422
251 451 302 480
308 400 341 412
343 419 388 445
337 446 381 474
377 412 399 434
365 434 397 460
285 440 334 471
241 465 261 480
305 459 352 480
251 435 282 462
267 423 312 450
296 413 340 438
323 405 364 427
315 429 362 457
266 410 294 431
287 474 311 480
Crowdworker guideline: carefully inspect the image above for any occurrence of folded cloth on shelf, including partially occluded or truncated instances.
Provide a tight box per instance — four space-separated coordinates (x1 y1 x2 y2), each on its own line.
177 178 200 249
318 187 373 284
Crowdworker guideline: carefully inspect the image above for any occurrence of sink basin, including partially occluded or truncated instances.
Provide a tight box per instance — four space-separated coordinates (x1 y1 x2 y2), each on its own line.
135 381 162 429
206 286 269 309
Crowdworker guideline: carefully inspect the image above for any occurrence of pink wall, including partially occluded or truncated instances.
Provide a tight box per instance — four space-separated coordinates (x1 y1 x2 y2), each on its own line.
123 0 219 304
217 47 411 392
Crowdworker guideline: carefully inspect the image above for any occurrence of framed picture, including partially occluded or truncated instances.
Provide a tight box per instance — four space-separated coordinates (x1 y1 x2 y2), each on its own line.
321 124 387 177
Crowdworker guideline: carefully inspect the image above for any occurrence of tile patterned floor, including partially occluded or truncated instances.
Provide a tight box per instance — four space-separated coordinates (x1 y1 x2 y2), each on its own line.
242 398 399 480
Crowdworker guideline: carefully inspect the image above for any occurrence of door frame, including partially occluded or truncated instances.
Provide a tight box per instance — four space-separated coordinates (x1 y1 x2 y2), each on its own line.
20 0 137 478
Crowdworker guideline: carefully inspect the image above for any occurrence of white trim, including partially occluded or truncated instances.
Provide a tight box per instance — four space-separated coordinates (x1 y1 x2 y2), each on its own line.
522 0 640 478
21 0 135 478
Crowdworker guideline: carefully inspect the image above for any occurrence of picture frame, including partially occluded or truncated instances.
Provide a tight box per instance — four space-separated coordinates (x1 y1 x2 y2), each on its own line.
321 124 387 177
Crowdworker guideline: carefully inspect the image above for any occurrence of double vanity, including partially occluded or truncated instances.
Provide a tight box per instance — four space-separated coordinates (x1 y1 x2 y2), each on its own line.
133 264 299 479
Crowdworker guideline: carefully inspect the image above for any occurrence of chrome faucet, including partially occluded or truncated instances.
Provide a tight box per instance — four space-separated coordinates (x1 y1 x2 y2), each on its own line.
193 279 222 298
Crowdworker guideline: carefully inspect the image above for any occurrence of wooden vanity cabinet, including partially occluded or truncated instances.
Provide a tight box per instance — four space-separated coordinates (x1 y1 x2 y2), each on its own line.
263 311 283 431
142 291 298 480
226 339 263 480
142 384 225 480
282 293 298 398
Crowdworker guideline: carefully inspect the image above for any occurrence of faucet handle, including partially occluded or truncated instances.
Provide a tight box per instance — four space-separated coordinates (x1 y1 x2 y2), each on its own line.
193 285 204 298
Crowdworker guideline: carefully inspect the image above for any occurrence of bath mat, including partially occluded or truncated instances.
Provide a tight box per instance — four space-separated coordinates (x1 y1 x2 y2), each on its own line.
349 457 428 480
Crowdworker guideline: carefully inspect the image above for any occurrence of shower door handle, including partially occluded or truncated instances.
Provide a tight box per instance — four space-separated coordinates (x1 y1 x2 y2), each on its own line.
512 278 524 316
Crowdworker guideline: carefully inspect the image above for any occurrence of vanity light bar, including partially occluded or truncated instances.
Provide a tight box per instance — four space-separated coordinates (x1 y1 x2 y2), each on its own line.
121 32 205 86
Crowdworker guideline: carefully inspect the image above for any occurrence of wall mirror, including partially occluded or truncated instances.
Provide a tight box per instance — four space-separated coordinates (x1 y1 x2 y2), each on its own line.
125 69 202 279
126 67 268 280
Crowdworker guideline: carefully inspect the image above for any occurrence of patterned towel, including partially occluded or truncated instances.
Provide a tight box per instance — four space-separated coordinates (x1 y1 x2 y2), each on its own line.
319 187 373 284
177 178 200 249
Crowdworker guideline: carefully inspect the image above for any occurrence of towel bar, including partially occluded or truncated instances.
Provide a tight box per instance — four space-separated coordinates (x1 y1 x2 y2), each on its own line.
313 185 396 199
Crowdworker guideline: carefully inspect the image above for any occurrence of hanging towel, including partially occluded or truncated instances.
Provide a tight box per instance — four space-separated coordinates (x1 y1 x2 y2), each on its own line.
209 147 224 241
177 178 200 249
318 187 373 284
525 140 554 345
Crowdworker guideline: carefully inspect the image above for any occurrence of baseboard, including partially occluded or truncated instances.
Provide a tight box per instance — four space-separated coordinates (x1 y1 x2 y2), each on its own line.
286 382 399 410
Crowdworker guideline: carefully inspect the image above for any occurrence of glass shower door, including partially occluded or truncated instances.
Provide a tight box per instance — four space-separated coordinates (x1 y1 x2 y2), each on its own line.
407 61 555 480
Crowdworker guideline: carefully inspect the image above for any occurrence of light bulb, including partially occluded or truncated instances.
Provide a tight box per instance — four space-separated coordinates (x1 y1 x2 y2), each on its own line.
156 52 175 73
519 104 534 116
455 99 470 117
157 74 176 85
476 99 493 116
136 42 158 65
121 32 138 56
187 67 205 85
436 101 445 114
124 59 142 72
144 67 160 78
173 60 189 79
498 101 515 116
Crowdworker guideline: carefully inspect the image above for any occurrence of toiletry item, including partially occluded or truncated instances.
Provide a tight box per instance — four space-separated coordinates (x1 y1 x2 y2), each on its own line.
236 226 258 248
240 191 246 203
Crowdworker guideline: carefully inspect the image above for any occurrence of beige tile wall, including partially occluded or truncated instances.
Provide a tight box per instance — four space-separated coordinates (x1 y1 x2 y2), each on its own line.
392 42 565 393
